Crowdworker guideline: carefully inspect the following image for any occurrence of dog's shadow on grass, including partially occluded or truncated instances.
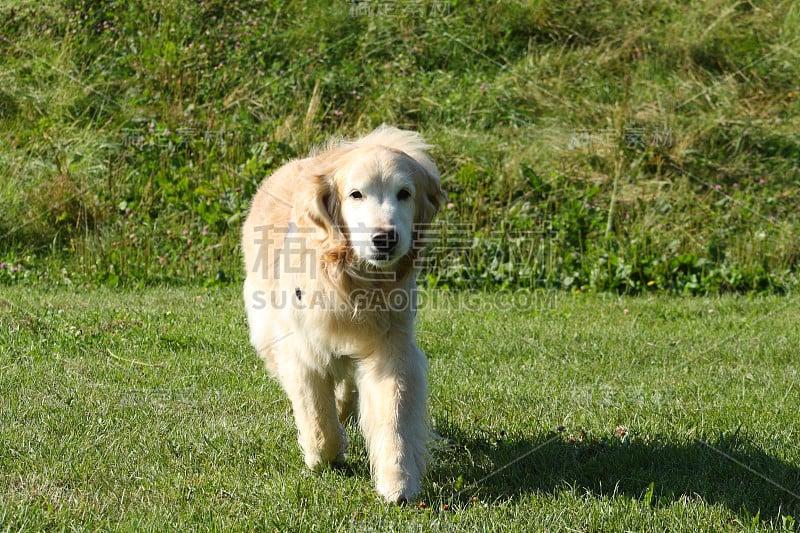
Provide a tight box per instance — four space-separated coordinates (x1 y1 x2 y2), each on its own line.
427 423 800 523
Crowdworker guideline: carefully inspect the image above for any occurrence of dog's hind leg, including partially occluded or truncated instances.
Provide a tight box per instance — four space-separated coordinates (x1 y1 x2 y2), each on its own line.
335 374 358 424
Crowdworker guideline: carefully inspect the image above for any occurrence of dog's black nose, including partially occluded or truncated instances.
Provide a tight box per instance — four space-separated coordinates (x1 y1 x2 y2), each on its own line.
371 229 398 255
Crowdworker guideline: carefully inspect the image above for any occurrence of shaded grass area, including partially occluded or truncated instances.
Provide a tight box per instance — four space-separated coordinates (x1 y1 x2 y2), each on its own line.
1 287 798 530
0 1 798 292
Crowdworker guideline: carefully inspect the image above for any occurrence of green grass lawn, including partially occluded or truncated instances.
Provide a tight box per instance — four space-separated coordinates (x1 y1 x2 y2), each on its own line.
1 287 798 531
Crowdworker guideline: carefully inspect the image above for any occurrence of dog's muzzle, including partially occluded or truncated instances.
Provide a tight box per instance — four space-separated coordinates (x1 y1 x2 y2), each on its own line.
371 229 398 256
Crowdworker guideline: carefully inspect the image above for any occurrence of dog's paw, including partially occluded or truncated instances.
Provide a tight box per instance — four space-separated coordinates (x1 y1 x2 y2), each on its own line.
380 488 416 506
304 450 347 472
303 452 326 472
376 474 420 505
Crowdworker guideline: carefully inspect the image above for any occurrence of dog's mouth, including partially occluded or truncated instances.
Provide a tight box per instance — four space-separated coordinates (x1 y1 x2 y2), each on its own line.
356 246 404 269
362 248 404 268
344 250 405 284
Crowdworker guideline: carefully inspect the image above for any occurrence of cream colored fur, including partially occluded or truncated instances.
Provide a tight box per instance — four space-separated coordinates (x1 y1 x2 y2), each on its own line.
241 126 445 504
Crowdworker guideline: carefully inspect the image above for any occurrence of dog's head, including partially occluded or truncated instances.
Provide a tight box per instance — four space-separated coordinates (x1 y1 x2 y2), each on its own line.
295 128 445 279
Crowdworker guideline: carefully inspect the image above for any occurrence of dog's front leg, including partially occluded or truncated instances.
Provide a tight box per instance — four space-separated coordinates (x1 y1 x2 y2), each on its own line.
275 353 348 471
356 343 429 504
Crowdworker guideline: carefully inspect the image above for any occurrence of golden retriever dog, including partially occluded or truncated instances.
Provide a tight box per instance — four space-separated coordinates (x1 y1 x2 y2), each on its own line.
241 126 445 504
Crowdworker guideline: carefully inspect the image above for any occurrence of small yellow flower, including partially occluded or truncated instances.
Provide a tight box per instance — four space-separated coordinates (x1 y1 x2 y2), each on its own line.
647 280 655 287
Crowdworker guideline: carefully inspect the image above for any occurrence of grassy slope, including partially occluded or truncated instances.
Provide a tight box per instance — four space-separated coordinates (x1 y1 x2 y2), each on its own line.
1 287 798 530
1 0 799 292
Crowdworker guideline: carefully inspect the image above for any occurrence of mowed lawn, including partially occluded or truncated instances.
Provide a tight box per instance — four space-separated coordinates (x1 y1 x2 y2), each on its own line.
1 287 798 531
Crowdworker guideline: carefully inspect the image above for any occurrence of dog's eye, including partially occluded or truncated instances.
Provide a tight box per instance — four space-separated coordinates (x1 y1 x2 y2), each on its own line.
397 189 412 201
349 190 363 200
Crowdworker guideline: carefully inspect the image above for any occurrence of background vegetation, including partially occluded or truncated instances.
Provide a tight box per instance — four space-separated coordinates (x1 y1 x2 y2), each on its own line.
1 0 798 293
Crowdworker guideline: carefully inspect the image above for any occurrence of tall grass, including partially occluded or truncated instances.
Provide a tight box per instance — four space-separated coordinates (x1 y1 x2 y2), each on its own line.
1 0 798 292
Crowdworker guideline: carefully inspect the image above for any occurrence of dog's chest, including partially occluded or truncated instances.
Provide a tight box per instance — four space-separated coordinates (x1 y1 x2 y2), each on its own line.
289 290 406 357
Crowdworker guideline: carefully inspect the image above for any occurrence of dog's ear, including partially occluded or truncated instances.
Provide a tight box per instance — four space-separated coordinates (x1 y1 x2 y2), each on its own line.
414 164 446 225
297 172 336 232
294 170 349 265
393 162 445 282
